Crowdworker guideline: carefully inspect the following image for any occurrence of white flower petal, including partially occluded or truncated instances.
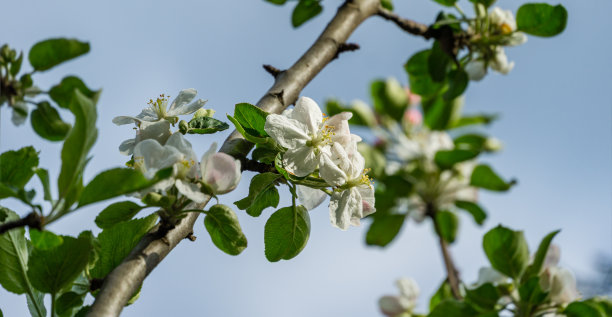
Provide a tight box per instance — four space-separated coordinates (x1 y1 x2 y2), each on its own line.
396 277 420 303
329 190 356 230
133 139 182 177
291 96 323 135
11 101 28 126
202 152 242 194
200 142 218 178
283 146 318 177
465 60 487 81
134 108 159 122
175 179 207 203
136 120 172 145
319 152 348 187
167 88 197 113
168 99 206 117
379 296 407 316
112 115 141 125
264 114 310 149
297 185 327 210
119 138 136 156
357 185 376 217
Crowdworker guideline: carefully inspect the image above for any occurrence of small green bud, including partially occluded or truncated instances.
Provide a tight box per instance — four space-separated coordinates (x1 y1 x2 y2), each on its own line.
385 77 408 109
0 44 10 60
193 108 216 118
178 120 189 134
484 137 503 152
142 192 164 206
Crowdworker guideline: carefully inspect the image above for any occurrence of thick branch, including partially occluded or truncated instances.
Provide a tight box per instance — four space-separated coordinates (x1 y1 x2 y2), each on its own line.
87 0 380 316
0 212 43 235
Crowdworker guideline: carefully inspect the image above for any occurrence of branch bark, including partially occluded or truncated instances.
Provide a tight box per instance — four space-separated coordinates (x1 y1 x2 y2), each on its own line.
376 6 433 38
0 212 43 235
87 0 380 316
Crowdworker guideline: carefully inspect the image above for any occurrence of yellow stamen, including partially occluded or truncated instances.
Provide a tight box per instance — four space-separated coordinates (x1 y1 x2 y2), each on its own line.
500 23 513 35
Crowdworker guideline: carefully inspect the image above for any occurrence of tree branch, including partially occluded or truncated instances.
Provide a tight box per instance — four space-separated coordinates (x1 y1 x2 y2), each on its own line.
87 0 381 316
376 6 433 38
0 212 43 235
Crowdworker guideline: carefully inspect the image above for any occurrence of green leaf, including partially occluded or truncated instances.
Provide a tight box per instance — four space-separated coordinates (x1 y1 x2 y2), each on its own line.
325 99 376 127
0 146 39 190
371 78 408 119
204 204 248 255
518 276 548 307
27 235 93 293
31 101 71 141
292 0 323 28
468 0 496 8
381 0 393 10
28 38 90 71
26 291 47 317
564 301 606 317
429 280 454 311
55 291 84 316
465 283 501 311
405 50 444 97
49 76 100 109
58 89 98 201
444 69 469 101
455 200 487 225
428 41 451 82
90 214 158 279
0 208 33 294
450 114 497 129
78 167 172 207
185 116 229 134
523 230 560 279
454 134 488 151
34 168 52 202
483 225 530 279
365 214 406 247
429 300 477 317
470 164 514 191
435 149 479 169
421 95 463 130
432 0 457 7
264 205 310 262
10 52 23 77
435 211 459 243
29 229 63 250
252 147 278 164
235 172 281 217
233 103 268 137
227 114 269 144
265 0 287 4
517 3 568 37
95 201 145 229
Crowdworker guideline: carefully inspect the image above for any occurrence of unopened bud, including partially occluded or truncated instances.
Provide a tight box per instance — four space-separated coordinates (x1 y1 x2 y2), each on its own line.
193 108 216 118
178 120 189 134
484 137 503 151
385 78 408 109
142 192 164 206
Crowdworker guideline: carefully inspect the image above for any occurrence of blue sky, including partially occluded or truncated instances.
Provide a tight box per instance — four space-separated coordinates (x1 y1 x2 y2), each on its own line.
1 0 610 316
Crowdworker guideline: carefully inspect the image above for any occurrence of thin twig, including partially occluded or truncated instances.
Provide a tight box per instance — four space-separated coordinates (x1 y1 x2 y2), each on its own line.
0 212 43 235
427 204 463 299
240 158 276 173
87 1 381 316
333 42 360 59
376 6 433 38
263 64 283 78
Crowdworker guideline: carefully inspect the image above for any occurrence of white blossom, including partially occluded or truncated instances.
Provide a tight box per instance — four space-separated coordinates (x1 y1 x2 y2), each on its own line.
11 101 27 126
393 129 454 169
264 96 354 177
539 244 580 305
490 47 515 75
118 120 172 156
200 142 242 195
113 88 207 125
319 142 375 230
465 59 487 81
489 7 527 47
133 133 199 199
379 278 420 317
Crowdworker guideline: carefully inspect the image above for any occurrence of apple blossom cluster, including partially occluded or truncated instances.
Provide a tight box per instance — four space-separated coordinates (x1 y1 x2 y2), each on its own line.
113 89 241 207
378 278 420 317
264 97 376 230
465 6 528 81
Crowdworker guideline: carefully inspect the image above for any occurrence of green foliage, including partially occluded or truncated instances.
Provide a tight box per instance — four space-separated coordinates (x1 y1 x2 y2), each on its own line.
470 164 514 191
435 210 459 243
469 0 496 7
518 276 548 309
428 300 477 317
422 95 463 130
27 235 93 294
522 230 560 280
28 38 90 71
444 69 469 101
371 78 409 119
429 281 454 311
366 214 406 247
204 204 248 255
0 208 34 294
233 103 268 137
0 146 39 191
227 114 269 144
265 0 287 4
325 99 376 127
517 3 568 37
428 41 452 82
57 90 98 206
29 229 63 250
405 50 444 97
30 101 71 141
235 172 281 217
264 205 310 262
464 283 501 311
292 0 323 28
565 301 607 317
483 225 530 279
95 201 145 229
90 214 158 279
435 149 479 169
381 0 393 10
182 116 229 134
455 200 487 225
49 76 100 109
78 167 172 207
450 114 497 129
55 291 84 316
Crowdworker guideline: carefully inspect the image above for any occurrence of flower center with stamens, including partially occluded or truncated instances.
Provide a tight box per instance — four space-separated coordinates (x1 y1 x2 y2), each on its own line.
175 158 196 179
147 94 169 120
500 23 513 35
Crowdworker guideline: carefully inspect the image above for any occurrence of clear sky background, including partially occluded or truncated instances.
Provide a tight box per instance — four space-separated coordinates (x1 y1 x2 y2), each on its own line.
1 0 610 316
